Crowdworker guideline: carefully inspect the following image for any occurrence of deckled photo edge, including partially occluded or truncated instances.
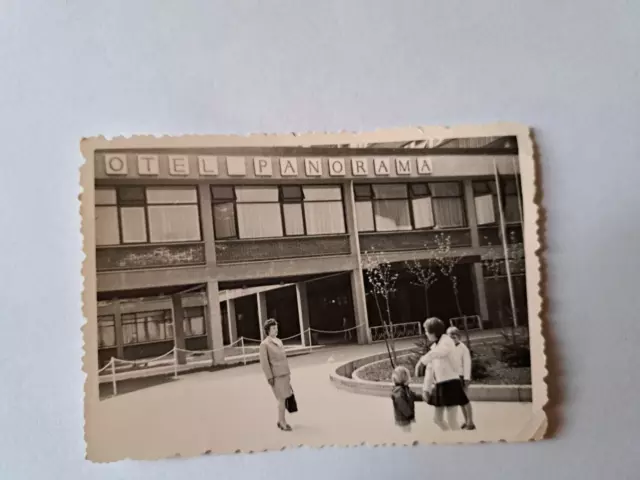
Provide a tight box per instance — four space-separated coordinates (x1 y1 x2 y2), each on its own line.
80 123 548 461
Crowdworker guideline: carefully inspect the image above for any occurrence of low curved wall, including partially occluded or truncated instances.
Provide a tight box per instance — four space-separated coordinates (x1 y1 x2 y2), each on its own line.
329 349 532 402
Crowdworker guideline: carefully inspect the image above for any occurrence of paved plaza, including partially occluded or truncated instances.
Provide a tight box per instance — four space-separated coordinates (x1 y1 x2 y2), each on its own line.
89 340 534 461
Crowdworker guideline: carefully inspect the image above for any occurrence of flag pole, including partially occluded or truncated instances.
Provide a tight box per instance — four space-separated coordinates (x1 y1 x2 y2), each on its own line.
493 158 519 329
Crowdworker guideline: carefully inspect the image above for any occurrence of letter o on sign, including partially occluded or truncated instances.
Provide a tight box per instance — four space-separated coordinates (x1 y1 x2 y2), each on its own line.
105 154 128 175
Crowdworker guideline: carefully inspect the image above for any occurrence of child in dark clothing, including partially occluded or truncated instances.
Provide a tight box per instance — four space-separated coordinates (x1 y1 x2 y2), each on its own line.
391 366 423 432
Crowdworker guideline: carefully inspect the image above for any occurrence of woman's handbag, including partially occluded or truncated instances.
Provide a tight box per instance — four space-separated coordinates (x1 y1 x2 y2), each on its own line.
285 391 298 413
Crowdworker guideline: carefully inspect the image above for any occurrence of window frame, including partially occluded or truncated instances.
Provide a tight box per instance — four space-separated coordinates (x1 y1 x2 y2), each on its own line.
211 184 348 240
96 185 203 246
355 181 467 233
472 178 522 226
121 309 173 346
97 314 116 349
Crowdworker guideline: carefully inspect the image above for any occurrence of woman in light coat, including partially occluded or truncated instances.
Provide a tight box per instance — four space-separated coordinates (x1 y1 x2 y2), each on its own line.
259 318 293 431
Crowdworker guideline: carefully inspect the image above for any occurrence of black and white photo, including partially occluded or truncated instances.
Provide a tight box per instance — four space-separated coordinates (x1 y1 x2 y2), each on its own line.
81 124 546 461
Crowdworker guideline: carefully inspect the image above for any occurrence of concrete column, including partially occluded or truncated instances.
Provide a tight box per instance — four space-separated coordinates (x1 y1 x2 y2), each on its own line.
171 294 187 365
197 184 217 266
464 179 489 326
343 181 371 344
226 298 238 344
295 283 311 346
113 299 124 358
257 291 268 341
205 280 225 364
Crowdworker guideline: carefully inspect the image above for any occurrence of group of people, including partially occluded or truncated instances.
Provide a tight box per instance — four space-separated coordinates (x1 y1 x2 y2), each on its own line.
391 317 476 432
258 315 476 434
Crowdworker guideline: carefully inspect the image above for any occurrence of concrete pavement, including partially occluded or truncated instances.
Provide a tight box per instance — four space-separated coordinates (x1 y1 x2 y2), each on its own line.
88 340 534 461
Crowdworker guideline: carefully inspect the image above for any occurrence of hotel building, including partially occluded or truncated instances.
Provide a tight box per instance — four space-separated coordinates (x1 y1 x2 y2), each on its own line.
94 137 526 367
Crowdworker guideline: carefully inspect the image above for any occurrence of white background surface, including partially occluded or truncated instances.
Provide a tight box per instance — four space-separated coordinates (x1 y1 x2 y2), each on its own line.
1 1 639 478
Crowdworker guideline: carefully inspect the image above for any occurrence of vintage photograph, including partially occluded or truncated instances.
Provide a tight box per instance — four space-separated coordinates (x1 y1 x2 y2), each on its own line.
81 125 547 461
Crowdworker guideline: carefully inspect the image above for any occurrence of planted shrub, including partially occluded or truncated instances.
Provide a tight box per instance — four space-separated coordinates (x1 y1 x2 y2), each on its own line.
498 332 531 368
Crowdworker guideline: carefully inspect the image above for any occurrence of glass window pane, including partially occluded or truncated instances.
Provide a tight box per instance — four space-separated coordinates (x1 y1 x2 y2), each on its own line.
236 186 279 203
304 201 346 234
283 203 305 235
147 318 162 341
410 183 429 197
183 318 193 336
433 197 466 227
354 185 372 200
373 199 412 231
118 186 146 204
355 201 374 232
505 195 521 223
372 184 408 199
136 320 147 343
429 182 461 197
472 182 490 195
96 188 117 205
412 197 435 228
95 206 120 246
503 179 518 195
211 186 235 200
120 207 147 243
99 325 115 347
148 205 201 242
213 203 237 239
98 316 116 347
302 186 342 201
281 185 303 200
475 194 495 225
146 187 197 204
191 316 205 336
237 203 283 238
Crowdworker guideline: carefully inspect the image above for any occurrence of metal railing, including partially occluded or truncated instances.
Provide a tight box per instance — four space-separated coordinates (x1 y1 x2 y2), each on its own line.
369 322 422 343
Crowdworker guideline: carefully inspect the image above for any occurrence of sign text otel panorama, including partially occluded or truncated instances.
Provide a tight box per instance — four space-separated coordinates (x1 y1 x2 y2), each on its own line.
100 154 433 179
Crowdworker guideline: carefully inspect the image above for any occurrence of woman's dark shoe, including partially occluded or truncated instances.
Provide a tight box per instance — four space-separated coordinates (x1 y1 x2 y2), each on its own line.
464 424 477 431
277 422 292 431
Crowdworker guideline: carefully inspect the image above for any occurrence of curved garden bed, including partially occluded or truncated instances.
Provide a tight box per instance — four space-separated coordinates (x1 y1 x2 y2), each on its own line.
330 341 532 402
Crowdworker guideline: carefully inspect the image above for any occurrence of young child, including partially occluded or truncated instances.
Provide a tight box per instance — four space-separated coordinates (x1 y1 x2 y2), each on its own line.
414 317 470 431
391 366 423 432
446 326 476 430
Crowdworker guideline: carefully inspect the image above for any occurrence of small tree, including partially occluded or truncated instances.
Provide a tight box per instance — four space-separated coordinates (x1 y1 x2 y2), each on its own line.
363 250 399 367
431 233 471 347
404 254 438 318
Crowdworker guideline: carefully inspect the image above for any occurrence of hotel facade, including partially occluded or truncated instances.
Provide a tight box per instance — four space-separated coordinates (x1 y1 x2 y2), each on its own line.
94 137 526 367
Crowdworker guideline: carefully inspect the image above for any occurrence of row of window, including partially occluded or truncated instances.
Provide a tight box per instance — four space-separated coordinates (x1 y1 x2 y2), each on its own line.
98 308 206 348
95 180 522 246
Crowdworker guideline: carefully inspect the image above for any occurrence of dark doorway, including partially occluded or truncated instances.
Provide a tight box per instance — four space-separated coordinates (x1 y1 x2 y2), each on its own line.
307 273 356 345
265 286 300 345
234 294 260 341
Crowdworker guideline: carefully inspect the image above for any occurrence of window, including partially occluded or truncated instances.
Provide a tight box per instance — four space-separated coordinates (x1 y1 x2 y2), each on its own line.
95 186 201 246
429 182 466 228
122 310 173 345
98 315 116 348
211 187 237 239
473 178 522 225
302 186 346 235
236 187 283 238
372 184 412 231
184 307 206 337
280 186 305 236
211 185 346 239
354 182 466 232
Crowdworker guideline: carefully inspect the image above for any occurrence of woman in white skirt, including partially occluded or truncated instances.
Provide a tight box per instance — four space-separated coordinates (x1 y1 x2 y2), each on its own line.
415 317 470 431
259 318 294 431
